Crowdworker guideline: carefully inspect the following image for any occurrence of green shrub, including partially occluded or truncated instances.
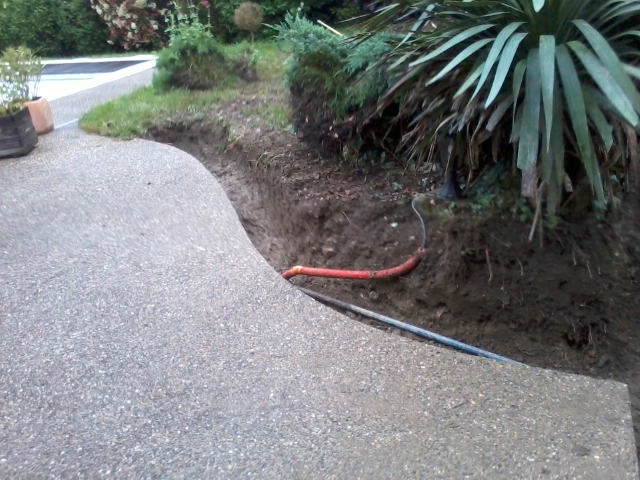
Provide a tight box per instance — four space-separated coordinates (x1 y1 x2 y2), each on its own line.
276 13 349 107
277 13 391 116
0 0 114 57
274 12 394 158
58 0 115 55
153 3 233 91
0 1 59 57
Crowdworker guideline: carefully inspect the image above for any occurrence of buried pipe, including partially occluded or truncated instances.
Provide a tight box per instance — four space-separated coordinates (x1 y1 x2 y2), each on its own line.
282 249 424 280
298 286 525 366
282 197 428 280
283 195 524 365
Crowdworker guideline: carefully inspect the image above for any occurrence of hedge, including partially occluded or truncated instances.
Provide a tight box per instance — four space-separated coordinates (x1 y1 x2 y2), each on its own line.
0 0 115 57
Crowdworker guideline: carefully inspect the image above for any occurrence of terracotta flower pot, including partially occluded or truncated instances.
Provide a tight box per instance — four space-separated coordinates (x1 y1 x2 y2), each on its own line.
24 96 54 135
0 106 38 158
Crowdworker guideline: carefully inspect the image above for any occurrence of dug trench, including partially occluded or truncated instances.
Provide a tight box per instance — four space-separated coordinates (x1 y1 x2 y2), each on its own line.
146 111 640 456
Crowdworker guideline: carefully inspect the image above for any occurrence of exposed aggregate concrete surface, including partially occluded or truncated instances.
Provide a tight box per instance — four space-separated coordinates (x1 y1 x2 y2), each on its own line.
0 71 638 479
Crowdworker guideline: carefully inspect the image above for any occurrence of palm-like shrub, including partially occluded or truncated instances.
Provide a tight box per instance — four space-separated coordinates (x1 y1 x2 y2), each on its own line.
360 0 640 213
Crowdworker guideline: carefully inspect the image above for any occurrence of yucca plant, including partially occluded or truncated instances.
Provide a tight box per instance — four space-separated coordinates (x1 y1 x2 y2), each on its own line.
359 0 640 214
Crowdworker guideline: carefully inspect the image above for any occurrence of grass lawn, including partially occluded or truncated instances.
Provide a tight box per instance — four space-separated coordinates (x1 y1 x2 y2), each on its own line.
79 41 289 139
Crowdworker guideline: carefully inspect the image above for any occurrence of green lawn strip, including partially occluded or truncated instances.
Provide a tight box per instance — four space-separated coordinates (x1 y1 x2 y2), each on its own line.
79 41 289 139
240 100 291 129
79 84 240 138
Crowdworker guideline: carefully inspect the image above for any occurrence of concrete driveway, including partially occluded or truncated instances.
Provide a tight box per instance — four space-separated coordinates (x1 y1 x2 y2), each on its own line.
0 71 638 479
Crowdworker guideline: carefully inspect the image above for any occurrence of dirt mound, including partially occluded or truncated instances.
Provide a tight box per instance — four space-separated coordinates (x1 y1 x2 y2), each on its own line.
146 113 640 456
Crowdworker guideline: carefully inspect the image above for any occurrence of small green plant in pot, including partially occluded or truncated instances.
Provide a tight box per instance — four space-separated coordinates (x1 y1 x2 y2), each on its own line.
0 46 42 158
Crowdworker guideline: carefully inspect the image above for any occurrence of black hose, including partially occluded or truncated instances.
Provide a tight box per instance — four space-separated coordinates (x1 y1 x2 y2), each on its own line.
299 286 525 366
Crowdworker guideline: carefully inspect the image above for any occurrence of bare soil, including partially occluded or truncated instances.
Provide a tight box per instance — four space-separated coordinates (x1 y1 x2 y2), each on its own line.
146 96 640 456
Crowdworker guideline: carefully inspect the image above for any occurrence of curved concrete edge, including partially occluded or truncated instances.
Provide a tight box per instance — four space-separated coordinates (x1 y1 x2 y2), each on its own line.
1 131 637 479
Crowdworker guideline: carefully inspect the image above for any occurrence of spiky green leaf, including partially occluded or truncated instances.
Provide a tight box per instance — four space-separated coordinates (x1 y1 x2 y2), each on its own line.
573 20 640 113
486 95 513 132
542 81 565 215
427 39 493 86
624 63 640 82
539 35 556 150
556 45 605 203
409 24 495 67
584 89 614 151
517 49 541 171
533 0 546 13
568 41 639 127
455 60 486 98
511 59 527 129
485 32 527 107
471 22 523 101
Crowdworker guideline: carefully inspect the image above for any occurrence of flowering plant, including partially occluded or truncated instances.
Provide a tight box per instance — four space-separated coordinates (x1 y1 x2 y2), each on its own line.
89 0 164 49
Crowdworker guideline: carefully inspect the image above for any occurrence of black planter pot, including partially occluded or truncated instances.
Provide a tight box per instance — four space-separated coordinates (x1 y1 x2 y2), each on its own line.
0 106 38 158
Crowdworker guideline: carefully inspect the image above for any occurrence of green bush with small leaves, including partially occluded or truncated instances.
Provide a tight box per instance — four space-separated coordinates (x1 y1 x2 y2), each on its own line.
275 12 393 118
273 12 395 161
153 3 233 91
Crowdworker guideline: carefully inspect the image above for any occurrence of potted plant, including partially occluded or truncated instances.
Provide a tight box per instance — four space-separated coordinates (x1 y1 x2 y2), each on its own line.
0 47 40 158
9 47 53 135
23 51 53 135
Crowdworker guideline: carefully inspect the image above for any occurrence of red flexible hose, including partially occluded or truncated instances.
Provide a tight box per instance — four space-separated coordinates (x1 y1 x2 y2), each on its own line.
281 248 425 280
